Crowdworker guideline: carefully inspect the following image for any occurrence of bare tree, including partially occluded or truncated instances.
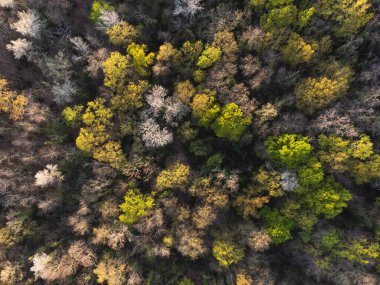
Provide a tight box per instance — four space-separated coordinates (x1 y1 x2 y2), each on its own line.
173 0 203 19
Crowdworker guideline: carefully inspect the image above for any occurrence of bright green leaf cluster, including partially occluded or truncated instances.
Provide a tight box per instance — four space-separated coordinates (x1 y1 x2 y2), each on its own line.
119 188 155 225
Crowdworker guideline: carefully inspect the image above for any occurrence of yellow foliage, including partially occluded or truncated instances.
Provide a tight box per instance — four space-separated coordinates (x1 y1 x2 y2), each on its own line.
0 79 28 121
156 163 190 190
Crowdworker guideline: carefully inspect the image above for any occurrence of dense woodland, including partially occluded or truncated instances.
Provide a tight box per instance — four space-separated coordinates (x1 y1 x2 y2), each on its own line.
0 0 379 284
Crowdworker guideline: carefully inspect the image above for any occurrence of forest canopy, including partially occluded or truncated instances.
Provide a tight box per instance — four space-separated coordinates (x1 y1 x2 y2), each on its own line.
0 0 379 284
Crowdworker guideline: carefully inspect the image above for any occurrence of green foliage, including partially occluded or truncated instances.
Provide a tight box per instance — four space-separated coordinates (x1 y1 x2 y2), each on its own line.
317 134 380 184
212 103 252 141
316 0 374 38
62 105 83 127
281 33 315 65
320 230 341 252
173 41 203 78
298 7 315 29
197 46 222 69
178 277 195 285
336 239 380 265
212 240 245 267
301 177 352 219
260 5 298 31
297 158 324 187
265 134 313 169
90 0 113 23
191 91 220 127
260 206 293 244
119 188 155 225
205 153 224 171
126 43 155 76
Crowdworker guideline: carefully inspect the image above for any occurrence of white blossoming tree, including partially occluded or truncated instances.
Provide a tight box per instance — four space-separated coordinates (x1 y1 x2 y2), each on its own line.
6 38 32 59
0 0 14 8
10 10 45 38
34 164 64 187
139 117 173 149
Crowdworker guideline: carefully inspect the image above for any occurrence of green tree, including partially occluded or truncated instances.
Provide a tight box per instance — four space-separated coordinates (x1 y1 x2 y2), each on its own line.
90 0 113 23
191 90 220 127
316 0 374 38
297 158 324 187
62 105 83 127
265 134 313 169
260 5 298 31
281 33 315 65
212 103 252 141
260 206 293 244
301 177 352 219
119 188 155 225
126 43 154 76
197 46 222 69
212 240 245 267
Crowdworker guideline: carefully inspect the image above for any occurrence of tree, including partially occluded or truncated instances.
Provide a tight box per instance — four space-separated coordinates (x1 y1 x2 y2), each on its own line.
51 79 77 105
212 239 245 267
191 90 220 127
176 227 208 259
260 206 293 244
62 105 84 127
10 10 44 38
98 10 120 29
265 134 313 169
106 21 137 46
281 33 315 65
234 167 283 218
156 163 190 190
300 177 352 219
138 117 173 149
93 141 126 169
295 74 351 115
0 78 28 121
173 0 204 19
317 134 350 173
173 41 203 78
35 164 64 187
90 0 113 23
119 188 155 225
197 46 222 69
102 51 132 90
110 80 149 111
0 0 14 8
260 5 298 31
6 38 32 59
297 158 324 187
316 0 374 38
175 80 196 105
212 103 252 141
126 43 155 76
93 255 127 285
